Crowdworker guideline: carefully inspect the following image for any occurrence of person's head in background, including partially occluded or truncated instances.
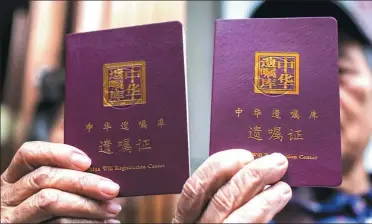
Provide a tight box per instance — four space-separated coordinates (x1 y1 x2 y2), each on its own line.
251 1 372 194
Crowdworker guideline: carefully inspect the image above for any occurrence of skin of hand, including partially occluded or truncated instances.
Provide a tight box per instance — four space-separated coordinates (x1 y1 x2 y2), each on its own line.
173 149 292 223
1 141 121 224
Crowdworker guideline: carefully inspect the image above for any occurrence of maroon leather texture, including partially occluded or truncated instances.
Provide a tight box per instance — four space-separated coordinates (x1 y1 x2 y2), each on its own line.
65 21 190 197
210 18 342 187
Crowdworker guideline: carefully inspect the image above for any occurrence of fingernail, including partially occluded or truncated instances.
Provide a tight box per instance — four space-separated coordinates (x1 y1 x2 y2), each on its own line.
99 180 120 195
278 182 292 197
106 202 122 214
270 153 287 166
71 153 91 169
105 219 121 223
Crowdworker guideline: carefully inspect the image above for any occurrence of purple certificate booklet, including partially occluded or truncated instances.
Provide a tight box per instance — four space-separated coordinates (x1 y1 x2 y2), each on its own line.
65 21 190 197
210 17 342 187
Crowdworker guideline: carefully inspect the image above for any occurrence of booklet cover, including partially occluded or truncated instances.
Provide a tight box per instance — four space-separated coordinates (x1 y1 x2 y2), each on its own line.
210 17 342 187
65 21 190 197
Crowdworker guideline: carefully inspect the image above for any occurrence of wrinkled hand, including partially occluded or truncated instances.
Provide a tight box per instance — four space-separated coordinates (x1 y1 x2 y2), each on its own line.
173 150 291 223
1 141 121 223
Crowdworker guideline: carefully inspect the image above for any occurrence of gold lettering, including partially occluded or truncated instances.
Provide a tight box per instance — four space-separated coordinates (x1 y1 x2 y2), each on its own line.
259 56 279 90
248 125 263 141
102 166 114 171
252 152 263 158
261 56 279 68
99 164 167 172
252 152 268 158
88 167 100 172
103 61 146 107
157 118 165 128
260 77 276 89
253 108 262 118
138 120 147 129
124 66 142 102
137 139 152 152
107 68 125 102
118 138 132 153
309 110 319 120
283 57 294 73
148 164 166 169
114 165 147 172
261 68 277 78
109 90 125 101
290 109 300 119
108 80 124 89
283 57 288 73
121 121 129 130
126 83 141 100
125 67 140 82
239 153 319 161
268 126 283 142
85 122 93 132
99 139 113 154
278 73 294 89
254 53 299 95
110 68 124 78
272 109 281 119
103 121 112 131
235 108 243 117
285 154 298 160
299 155 318 160
288 129 304 141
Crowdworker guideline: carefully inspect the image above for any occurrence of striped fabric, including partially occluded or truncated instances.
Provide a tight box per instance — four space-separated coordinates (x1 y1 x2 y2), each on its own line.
271 177 372 223
290 188 372 223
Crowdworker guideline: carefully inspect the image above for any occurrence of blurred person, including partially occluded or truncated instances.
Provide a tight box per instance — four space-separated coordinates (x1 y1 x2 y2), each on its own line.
249 1 372 223
29 68 65 142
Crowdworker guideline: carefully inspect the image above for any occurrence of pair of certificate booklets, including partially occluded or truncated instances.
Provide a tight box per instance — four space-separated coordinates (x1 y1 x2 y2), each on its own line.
65 18 342 197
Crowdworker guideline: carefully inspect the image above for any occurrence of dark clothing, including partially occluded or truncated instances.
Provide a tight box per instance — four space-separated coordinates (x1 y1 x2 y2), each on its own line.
273 175 372 223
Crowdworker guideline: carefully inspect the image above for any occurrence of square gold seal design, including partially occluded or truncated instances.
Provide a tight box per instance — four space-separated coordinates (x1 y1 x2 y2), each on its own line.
103 61 146 107
254 52 300 95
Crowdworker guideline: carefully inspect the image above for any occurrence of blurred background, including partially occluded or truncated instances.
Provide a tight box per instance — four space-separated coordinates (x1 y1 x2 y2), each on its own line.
1 1 371 223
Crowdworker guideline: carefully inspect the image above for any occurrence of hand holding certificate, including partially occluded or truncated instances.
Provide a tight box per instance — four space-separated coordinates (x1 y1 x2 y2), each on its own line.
174 150 292 223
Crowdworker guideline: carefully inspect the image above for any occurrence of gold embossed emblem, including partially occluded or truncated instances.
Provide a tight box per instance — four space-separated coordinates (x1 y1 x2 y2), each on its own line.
103 61 146 106
254 52 299 95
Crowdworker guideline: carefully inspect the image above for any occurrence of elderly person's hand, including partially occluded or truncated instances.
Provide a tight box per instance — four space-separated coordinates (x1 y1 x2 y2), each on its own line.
173 150 291 223
1 141 121 223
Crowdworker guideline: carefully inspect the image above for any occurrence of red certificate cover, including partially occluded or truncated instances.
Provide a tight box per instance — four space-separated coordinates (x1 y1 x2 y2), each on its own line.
65 21 190 197
210 18 342 187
